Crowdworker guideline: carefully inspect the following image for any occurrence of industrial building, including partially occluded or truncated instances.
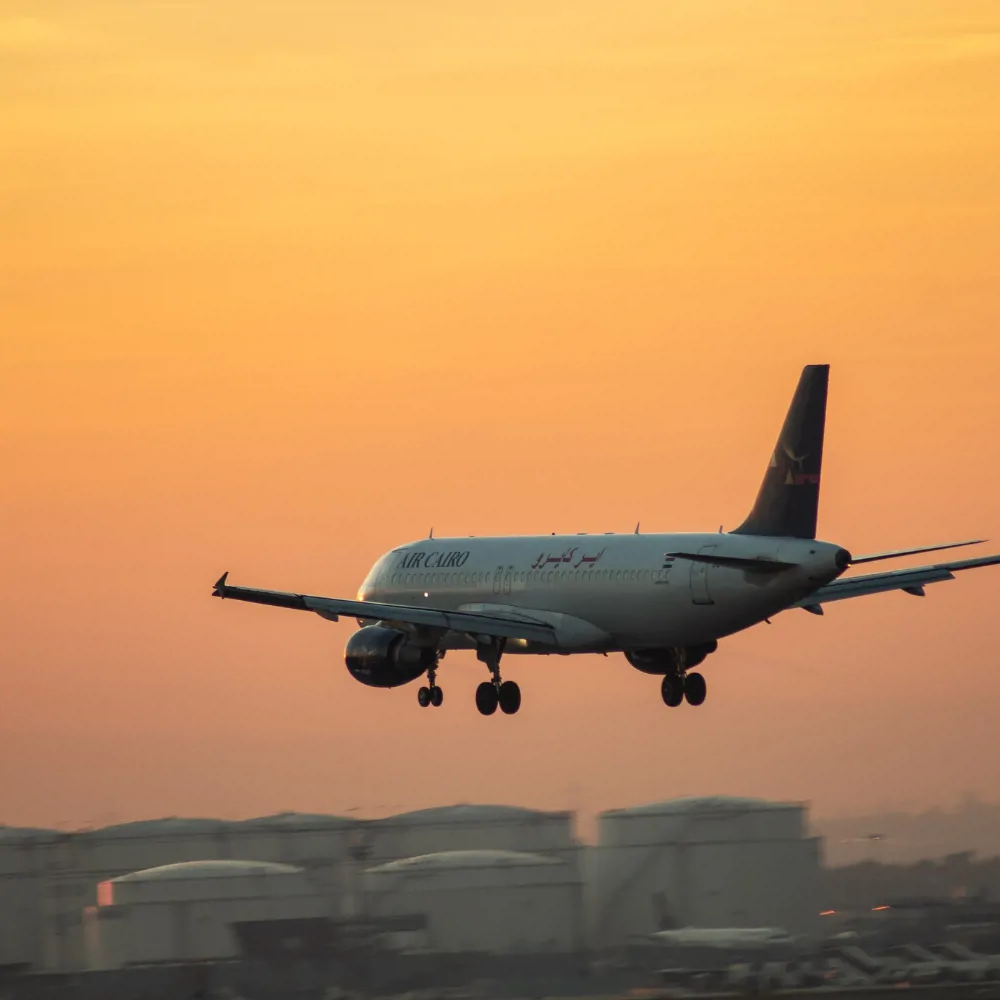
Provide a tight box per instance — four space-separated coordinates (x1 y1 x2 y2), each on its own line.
0 796 817 976
0 813 360 972
83 860 329 968
364 804 578 866
365 849 584 954
590 796 822 947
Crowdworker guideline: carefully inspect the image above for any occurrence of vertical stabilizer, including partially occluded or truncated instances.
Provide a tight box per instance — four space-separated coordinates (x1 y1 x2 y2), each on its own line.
732 364 829 539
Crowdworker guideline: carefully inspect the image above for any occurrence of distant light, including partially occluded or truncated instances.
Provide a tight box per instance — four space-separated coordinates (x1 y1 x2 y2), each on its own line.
872 905 891 911
423 592 429 598
820 910 837 916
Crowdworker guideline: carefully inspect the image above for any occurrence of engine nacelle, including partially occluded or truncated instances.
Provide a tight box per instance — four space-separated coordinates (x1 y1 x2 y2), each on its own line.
625 641 718 674
344 626 436 688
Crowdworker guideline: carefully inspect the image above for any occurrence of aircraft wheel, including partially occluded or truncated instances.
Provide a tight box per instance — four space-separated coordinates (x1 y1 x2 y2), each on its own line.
475 681 499 716
684 672 707 706
498 680 521 715
417 686 431 708
430 686 443 708
661 675 684 707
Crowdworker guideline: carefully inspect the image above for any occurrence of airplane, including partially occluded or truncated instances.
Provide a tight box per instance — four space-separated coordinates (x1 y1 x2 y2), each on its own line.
648 927 796 950
213 364 1000 716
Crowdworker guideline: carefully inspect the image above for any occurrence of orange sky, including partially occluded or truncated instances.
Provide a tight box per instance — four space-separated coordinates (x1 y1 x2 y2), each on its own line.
3 0 1000 834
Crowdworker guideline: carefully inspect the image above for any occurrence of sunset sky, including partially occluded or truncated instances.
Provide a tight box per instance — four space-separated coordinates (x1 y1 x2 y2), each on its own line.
3 0 1000 835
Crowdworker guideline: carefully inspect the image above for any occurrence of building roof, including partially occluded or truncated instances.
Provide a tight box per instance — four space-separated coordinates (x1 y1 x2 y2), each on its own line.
378 804 565 826
111 860 303 883
367 849 561 873
85 813 355 838
0 825 60 843
240 812 356 829
86 818 227 838
603 796 801 818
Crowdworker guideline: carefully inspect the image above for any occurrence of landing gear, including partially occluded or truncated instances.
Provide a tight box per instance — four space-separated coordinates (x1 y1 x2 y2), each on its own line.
498 680 521 715
418 658 444 708
684 672 707 706
657 648 711 708
474 638 521 716
661 675 684 707
475 681 499 715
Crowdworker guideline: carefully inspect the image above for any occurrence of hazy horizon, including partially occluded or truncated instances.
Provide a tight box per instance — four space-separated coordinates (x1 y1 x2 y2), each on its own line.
7 795 1000 871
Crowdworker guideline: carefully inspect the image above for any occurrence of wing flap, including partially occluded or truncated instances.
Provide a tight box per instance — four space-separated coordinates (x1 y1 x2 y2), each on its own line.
213 574 557 644
794 553 1000 608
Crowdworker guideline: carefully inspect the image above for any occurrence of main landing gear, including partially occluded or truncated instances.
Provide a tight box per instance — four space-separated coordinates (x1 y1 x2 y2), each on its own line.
657 647 710 708
475 638 521 716
661 670 708 708
417 657 444 709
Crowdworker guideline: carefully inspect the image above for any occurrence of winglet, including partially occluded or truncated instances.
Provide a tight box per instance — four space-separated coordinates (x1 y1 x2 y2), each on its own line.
213 572 229 598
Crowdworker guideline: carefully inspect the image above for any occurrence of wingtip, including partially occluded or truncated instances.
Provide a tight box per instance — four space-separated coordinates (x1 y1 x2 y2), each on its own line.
213 571 229 597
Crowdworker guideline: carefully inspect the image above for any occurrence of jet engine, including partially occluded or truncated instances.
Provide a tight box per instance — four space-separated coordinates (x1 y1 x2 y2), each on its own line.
625 641 718 674
344 626 436 688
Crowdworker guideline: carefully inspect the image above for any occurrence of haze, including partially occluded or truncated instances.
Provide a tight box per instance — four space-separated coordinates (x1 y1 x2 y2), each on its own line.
2 0 999 832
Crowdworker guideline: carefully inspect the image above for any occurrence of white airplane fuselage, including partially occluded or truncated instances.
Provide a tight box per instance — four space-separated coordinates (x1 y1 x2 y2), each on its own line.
359 533 847 652
650 926 795 950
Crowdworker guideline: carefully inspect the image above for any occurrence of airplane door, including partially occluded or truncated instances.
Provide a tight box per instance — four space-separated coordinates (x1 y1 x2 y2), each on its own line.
502 565 513 596
492 566 503 596
689 545 716 606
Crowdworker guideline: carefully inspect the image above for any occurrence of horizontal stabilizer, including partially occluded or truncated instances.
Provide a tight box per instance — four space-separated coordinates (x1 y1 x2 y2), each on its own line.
793 552 1000 608
850 539 985 565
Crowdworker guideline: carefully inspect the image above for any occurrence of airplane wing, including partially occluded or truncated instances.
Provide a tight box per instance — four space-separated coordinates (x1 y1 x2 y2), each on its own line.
212 573 556 644
793 553 1000 612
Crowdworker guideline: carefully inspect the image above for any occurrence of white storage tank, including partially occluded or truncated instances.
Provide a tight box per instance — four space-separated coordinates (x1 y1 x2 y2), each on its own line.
77 813 358 875
41 813 359 970
0 826 61 970
370 805 577 866
365 850 582 954
592 797 820 947
83 859 329 969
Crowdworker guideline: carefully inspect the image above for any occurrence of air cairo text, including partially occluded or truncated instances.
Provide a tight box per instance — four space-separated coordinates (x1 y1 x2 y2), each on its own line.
397 549 471 570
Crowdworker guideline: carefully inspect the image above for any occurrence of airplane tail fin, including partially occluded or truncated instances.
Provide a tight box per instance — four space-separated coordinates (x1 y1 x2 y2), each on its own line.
732 364 829 540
